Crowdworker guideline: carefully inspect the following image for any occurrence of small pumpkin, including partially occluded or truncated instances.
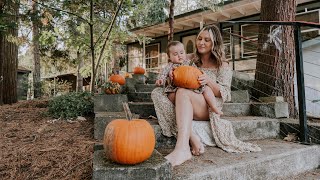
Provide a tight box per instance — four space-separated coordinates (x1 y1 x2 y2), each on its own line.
104 82 120 94
133 67 145 75
173 66 203 89
103 103 155 165
109 74 125 85
124 72 132 78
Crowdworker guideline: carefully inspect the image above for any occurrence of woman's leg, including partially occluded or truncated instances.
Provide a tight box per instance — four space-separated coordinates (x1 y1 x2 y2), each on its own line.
165 88 209 166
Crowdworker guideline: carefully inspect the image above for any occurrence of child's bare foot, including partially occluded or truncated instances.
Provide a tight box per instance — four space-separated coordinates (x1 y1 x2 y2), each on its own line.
190 133 205 156
165 149 192 167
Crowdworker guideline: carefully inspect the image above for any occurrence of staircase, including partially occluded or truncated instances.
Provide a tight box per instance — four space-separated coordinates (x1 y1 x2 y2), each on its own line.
92 72 320 180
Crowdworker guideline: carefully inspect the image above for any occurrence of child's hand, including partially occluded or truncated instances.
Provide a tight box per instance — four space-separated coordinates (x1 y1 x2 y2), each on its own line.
155 79 163 86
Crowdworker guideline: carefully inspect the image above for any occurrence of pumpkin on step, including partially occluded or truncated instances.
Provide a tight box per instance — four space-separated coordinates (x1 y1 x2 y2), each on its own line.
109 74 125 85
103 118 155 165
124 72 132 78
133 66 145 75
104 82 120 94
173 66 203 89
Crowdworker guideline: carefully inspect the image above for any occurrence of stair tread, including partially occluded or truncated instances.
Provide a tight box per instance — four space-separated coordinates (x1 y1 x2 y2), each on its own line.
156 139 320 179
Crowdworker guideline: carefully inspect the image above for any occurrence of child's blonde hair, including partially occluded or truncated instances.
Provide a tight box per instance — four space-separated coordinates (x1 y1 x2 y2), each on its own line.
166 41 184 58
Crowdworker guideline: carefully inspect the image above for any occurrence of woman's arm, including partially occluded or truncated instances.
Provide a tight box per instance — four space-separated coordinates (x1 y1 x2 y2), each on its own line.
213 62 233 102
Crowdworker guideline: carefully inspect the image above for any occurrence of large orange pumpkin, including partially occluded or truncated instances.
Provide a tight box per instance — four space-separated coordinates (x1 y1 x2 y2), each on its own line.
133 67 145 74
103 119 155 165
109 74 125 85
173 66 203 89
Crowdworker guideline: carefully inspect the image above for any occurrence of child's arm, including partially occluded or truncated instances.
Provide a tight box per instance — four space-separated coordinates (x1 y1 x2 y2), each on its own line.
156 63 173 86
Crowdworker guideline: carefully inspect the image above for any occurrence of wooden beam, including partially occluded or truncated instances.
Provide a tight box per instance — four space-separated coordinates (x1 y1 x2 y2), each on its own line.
219 11 231 18
204 14 218 21
252 2 261 11
177 21 195 27
235 6 246 15
135 31 155 37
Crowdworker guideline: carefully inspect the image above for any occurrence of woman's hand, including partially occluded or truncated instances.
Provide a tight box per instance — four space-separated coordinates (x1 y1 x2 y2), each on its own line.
198 73 211 86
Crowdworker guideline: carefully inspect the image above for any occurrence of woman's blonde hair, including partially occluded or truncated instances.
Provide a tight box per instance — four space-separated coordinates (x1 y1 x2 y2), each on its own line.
194 24 227 69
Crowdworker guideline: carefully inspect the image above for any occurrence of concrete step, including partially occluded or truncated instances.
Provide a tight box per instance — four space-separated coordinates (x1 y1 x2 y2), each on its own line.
128 102 253 118
94 113 280 149
222 103 251 116
280 118 320 144
230 90 250 103
280 168 320 179
231 71 254 94
135 84 156 92
128 102 156 117
223 116 279 141
94 94 128 112
94 112 136 140
93 149 171 180
127 92 152 102
251 102 289 118
153 116 279 148
157 139 320 180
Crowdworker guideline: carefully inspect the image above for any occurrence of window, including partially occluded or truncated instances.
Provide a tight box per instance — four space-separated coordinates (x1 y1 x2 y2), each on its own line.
128 45 143 72
241 24 258 58
145 43 160 71
296 9 320 41
222 27 232 60
182 35 197 54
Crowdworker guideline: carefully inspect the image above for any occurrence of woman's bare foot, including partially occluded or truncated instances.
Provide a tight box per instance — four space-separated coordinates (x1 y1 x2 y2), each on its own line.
190 133 205 156
165 149 192 167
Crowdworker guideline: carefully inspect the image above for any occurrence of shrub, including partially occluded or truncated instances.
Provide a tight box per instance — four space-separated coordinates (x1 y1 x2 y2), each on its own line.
48 92 93 119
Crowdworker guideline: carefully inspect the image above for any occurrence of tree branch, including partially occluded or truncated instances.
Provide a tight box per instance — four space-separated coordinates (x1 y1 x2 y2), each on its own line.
31 0 91 25
94 0 124 75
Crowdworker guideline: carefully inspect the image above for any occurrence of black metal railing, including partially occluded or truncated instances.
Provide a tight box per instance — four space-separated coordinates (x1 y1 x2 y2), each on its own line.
221 21 320 144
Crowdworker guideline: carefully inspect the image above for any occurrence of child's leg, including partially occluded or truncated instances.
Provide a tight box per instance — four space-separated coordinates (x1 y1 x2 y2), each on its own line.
202 86 223 115
167 92 176 105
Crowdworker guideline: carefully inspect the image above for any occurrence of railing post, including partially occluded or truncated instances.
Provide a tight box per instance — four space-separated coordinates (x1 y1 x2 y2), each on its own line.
231 29 235 70
294 23 309 144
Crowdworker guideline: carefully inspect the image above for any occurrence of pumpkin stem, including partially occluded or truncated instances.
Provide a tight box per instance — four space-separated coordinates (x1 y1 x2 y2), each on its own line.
123 103 132 120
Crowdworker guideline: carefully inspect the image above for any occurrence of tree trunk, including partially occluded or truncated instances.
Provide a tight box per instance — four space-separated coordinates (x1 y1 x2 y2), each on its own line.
76 51 83 92
168 0 175 42
0 1 19 104
254 0 297 117
32 2 41 98
0 3 3 105
89 0 95 93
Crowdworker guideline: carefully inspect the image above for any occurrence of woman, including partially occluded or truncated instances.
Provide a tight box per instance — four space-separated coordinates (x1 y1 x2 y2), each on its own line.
151 25 261 167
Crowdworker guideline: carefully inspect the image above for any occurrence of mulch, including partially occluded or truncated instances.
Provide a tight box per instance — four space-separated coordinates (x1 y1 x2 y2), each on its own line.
0 100 95 180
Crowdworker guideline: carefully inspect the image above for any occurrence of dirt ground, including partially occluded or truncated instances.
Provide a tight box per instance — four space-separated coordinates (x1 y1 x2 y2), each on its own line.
0 100 95 180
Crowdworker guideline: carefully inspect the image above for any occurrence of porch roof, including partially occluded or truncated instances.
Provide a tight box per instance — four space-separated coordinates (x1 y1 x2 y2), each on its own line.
130 0 314 39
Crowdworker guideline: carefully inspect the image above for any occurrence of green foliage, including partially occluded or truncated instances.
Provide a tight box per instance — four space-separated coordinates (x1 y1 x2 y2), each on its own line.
127 0 168 28
48 92 93 119
42 78 72 97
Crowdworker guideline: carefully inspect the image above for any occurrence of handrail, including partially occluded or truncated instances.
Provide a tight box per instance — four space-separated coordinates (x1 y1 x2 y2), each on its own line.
224 20 320 28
